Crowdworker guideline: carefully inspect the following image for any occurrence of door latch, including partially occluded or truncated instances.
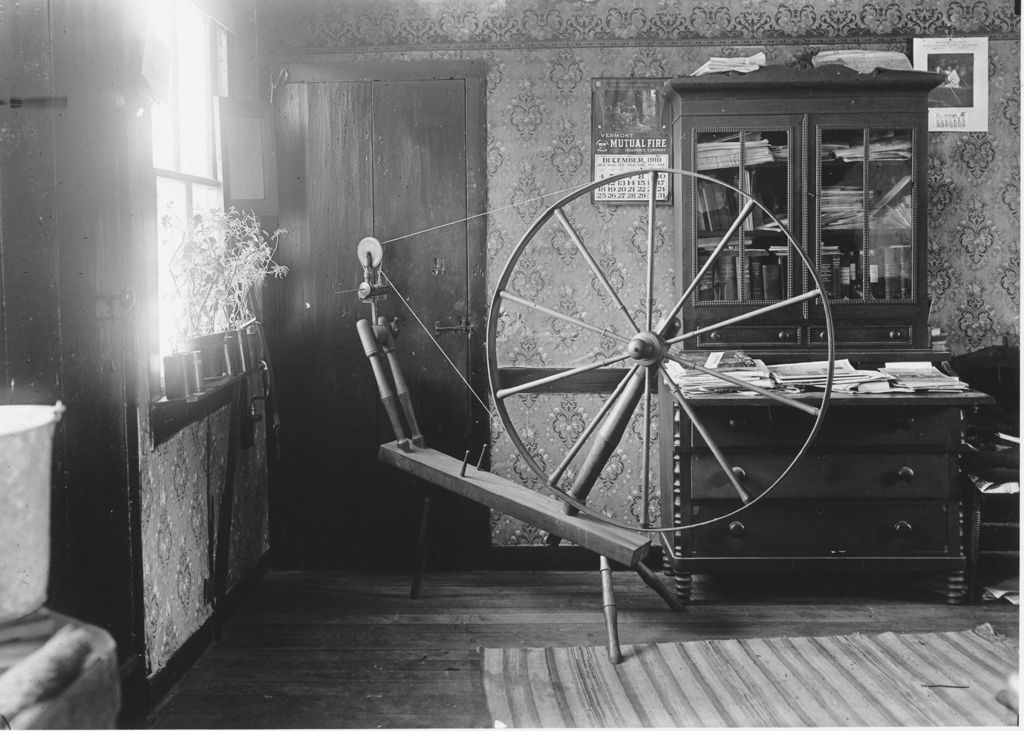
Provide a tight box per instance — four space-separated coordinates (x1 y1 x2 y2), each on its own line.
434 316 475 335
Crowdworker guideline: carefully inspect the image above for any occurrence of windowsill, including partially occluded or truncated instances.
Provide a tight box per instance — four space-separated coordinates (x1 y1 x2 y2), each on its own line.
150 373 247 447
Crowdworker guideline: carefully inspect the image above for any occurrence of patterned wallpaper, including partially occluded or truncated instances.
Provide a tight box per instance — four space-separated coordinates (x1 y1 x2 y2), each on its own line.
139 376 269 673
257 0 1020 546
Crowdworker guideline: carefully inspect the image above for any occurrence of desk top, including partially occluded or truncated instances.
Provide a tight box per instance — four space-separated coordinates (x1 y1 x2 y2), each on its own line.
676 389 994 408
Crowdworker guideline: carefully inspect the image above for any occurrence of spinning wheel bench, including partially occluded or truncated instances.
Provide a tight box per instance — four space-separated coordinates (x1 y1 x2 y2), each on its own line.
378 441 680 663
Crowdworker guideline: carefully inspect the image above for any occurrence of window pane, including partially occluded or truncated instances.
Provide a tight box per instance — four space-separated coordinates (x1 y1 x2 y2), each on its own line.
156 177 189 356
176 3 212 178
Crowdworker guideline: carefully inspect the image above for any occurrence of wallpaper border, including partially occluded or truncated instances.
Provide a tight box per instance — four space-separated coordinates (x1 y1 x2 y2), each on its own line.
259 0 1020 54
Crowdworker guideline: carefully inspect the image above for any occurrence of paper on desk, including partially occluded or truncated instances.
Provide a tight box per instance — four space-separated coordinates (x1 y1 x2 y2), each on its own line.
970 473 1020 494
691 52 766 77
811 50 913 74
983 577 1020 605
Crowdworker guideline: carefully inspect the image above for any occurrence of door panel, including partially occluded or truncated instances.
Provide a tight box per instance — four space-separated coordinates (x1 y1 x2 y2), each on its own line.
272 68 487 568
371 79 469 454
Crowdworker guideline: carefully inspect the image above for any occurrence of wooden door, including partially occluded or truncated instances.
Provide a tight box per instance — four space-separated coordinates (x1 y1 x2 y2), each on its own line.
270 63 488 569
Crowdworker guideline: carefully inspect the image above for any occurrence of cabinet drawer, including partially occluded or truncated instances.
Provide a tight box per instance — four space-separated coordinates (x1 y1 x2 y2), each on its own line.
807 323 914 347
695 325 802 349
684 500 954 557
684 404 961 449
690 451 955 499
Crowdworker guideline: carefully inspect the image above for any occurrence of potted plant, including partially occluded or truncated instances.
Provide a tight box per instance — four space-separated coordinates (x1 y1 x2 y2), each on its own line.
166 206 288 382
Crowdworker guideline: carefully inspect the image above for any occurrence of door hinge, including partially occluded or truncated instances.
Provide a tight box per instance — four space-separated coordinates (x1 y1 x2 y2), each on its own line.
434 316 475 335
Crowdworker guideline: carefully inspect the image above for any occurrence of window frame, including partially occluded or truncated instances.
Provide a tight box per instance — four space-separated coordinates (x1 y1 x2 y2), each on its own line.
143 0 239 445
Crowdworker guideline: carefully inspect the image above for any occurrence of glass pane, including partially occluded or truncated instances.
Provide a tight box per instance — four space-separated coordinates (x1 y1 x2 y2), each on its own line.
156 177 189 357
148 0 175 169
694 128 790 303
818 128 866 301
694 130 741 303
156 179 223 358
176 4 213 179
746 129 790 302
865 129 914 301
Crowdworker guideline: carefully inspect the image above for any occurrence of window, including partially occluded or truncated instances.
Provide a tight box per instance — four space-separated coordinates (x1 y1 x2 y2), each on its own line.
148 0 227 361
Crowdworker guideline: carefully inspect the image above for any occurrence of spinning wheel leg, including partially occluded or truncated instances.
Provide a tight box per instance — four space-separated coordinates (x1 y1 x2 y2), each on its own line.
410 488 435 599
599 556 623 664
635 561 685 612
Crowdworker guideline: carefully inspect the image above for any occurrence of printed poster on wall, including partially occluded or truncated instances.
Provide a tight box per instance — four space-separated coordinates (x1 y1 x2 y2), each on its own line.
912 36 989 132
591 78 671 203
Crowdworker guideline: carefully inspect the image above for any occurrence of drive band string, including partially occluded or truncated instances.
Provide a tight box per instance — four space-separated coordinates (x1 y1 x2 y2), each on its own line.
374 176 628 418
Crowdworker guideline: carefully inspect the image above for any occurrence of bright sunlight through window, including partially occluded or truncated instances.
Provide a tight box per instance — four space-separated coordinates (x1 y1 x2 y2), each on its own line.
149 0 225 359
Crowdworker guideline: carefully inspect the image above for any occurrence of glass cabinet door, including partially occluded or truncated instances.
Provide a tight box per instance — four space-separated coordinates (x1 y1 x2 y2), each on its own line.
691 126 794 307
816 126 916 304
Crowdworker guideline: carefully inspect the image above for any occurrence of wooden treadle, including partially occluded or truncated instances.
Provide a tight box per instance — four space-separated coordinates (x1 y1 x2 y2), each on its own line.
378 441 651 568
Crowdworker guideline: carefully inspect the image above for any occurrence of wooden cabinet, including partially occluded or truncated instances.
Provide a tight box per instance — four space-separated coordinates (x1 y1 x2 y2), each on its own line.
667 65 944 359
662 391 991 603
655 66 985 602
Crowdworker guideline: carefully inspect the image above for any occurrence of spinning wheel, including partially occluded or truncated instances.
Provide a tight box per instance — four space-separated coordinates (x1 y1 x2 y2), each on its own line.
486 168 836 547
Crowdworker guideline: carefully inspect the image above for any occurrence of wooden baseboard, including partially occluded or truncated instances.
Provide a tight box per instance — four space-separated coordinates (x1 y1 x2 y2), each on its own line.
141 551 272 720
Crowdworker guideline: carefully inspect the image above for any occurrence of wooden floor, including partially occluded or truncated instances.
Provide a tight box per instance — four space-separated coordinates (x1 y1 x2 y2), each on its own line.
148 568 1019 729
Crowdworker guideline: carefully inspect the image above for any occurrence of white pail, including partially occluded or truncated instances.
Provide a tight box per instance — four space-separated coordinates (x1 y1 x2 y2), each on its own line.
0 403 64 622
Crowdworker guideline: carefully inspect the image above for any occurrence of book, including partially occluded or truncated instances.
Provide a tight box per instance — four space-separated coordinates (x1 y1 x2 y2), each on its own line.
762 262 783 300
717 251 738 301
696 249 716 301
748 252 766 300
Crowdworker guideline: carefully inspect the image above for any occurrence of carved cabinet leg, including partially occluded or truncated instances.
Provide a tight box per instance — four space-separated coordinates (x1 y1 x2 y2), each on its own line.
674 572 693 605
943 569 968 604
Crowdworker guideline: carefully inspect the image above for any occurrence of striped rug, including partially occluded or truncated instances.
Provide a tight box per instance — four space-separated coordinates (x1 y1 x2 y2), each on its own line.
482 625 1018 727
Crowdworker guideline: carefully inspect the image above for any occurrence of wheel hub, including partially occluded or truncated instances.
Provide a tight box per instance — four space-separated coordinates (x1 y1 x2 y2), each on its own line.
627 331 667 366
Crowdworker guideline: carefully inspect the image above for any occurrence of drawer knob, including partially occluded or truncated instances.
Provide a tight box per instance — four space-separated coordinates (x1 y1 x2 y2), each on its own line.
709 331 722 342
896 466 915 482
893 520 913 536
728 520 746 537
817 330 827 341
777 330 792 341
888 329 903 340
728 417 746 431
731 466 747 480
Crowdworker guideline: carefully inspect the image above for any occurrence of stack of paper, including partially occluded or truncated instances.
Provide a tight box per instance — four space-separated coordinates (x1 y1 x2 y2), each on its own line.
691 52 766 77
820 186 865 229
696 135 773 170
811 50 913 74
835 137 912 162
768 359 895 391
664 350 774 395
879 362 970 391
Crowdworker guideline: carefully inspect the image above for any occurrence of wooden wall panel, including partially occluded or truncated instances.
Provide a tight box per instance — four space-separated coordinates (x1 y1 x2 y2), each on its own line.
47 0 142 664
0 0 61 403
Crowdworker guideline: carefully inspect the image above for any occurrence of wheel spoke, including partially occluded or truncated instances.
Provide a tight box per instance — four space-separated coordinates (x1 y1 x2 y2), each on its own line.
662 365 751 503
640 364 653 528
666 289 822 346
665 353 820 417
554 208 639 333
548 363 642 486
645 171 657 333
563 367 646 511
658 197 758 334
494 351 634 400
498 290 631 344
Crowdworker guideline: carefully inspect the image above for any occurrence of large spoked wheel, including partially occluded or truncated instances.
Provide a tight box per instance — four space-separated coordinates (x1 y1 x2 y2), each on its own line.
486 168 835 537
